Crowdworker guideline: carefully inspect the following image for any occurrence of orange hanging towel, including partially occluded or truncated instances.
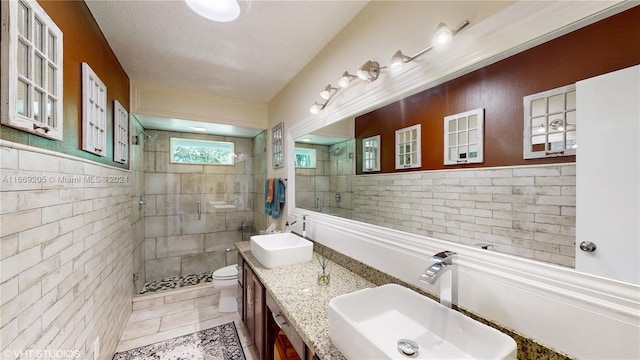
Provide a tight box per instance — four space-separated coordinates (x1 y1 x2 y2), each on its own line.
267 178 275 202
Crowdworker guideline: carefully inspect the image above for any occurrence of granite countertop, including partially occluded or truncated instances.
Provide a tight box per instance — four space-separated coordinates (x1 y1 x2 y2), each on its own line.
236 241 374 360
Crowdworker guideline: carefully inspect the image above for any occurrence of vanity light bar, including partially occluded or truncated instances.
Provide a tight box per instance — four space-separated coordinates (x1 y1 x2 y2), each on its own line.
308 20 470 114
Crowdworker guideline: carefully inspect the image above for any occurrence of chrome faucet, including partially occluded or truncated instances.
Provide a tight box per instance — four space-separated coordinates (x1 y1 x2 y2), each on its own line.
288 215 309 238
419 250 456 308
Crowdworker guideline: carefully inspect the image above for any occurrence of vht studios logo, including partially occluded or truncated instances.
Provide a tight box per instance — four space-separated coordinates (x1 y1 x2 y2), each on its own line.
2 349 81 359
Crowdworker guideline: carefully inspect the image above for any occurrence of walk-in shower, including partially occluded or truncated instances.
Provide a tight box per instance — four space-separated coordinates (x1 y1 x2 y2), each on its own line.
135 128 268 296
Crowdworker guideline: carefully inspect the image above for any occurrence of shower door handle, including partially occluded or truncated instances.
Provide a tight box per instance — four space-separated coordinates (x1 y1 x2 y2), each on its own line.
197 201 201 220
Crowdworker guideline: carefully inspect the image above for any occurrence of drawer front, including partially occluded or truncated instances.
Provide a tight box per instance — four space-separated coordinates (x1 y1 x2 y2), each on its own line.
266 291 305 359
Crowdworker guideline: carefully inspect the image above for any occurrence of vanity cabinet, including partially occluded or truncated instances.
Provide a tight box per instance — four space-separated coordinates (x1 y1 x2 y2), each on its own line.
237 253 244 322
244 262 266 360
266 291 306 360
241 258 309 360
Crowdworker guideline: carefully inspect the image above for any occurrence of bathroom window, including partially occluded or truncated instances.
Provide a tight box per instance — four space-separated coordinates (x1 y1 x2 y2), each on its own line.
523 84 576 159
294 147 316 168
113 100 129 164
1 0 64 140
272 122 284 168
82 62 107 156
444 108 484 165
395 125 421 169
362 135 380 172
170 138 235 165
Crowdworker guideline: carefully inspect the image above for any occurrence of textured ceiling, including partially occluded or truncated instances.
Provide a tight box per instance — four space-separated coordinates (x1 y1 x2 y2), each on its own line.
85 0 369 104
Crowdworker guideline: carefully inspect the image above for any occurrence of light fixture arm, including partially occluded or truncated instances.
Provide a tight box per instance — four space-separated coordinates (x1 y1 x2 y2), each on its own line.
309 19 470 115
452 20 471 35
405 45 434 63
402 19 470 65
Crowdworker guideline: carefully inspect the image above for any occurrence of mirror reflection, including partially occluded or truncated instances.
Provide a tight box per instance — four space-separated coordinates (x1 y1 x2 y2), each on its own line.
295 119 355 219
292 4 639 285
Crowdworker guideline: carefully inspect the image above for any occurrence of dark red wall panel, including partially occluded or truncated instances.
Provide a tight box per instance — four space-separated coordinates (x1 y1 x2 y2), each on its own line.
356 6 640 174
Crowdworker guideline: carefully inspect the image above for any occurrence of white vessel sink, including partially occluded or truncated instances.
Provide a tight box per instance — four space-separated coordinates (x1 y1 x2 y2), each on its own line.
328 284 517 359
250 233 313 269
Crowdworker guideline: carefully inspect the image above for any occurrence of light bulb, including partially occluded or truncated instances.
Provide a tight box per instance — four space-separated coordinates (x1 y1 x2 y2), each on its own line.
338 71 353 88
433 23 453 47
390 50 406 71
357 61 380 82
320 85 335 100
309 103 322 115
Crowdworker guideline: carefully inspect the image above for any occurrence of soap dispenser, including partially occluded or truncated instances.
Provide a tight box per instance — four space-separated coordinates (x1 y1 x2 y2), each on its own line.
284 221 291 233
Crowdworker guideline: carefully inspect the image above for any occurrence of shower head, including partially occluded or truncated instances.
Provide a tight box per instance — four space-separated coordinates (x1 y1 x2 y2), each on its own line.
131 114 158 145
330 146 343 156
132 129 157 145
139 130 158 143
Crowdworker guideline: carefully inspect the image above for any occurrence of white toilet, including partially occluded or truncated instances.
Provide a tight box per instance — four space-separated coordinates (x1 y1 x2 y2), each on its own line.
211 264 238 313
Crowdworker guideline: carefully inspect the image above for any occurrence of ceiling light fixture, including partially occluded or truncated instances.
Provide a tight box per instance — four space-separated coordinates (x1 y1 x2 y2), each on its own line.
185 0 240 23
320 85 338 100
308 19 470 115
390 50 410 71
338 71 357 88
192 127 207 132
433 23 454 46
357 60 381 82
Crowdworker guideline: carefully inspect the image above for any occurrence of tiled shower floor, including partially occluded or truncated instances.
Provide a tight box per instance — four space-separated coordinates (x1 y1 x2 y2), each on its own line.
140 271 213 294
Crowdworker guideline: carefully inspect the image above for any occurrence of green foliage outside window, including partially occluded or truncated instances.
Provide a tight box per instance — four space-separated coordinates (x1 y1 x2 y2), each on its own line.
170 138 234 165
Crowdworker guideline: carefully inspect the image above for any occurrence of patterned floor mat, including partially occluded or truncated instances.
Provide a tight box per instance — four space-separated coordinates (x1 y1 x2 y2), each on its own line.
112 322 245 360
139 271 213 294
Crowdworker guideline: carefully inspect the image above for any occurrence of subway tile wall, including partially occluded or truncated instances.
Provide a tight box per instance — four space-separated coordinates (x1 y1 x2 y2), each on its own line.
0 143 140 359
295 139 354 217
142 131 265 281
353 164 576 267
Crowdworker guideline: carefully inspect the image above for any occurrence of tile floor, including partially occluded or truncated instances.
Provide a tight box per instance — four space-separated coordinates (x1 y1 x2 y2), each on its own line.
114 283 257 360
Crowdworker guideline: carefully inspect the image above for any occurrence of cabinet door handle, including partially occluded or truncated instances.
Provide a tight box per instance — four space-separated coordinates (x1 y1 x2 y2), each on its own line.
273 313 287 328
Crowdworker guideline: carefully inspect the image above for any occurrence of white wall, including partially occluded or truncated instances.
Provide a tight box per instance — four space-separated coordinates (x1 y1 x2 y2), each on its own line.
131 81 268 130
269 1 640 358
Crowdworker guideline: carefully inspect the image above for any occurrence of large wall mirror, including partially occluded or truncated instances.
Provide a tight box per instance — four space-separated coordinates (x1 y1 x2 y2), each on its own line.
291 4 640 284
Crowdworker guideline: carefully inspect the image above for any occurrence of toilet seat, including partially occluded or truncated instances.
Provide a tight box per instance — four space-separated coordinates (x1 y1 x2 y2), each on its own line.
213 264 238 279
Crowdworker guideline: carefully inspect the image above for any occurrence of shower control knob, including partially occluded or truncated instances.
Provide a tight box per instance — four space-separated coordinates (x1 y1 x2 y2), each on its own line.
579 241 597 252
